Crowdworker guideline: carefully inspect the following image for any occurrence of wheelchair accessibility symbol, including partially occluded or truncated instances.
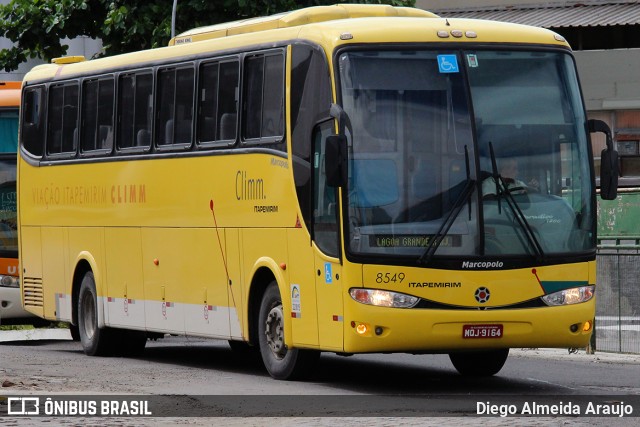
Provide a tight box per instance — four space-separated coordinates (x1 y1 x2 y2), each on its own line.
437 54 459 73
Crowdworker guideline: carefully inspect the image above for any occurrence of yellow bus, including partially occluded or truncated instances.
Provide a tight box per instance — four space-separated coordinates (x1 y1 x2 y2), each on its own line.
18 4 618 379
0 81 25 321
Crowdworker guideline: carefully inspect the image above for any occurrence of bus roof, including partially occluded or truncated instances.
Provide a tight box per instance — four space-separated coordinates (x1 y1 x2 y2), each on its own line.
169 4 438 45
0 81 21 108
23 5 570 84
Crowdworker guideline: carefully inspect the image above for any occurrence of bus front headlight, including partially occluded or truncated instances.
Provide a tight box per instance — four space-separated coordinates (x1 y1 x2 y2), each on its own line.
0 275 19 288
541 285 594 306
349 288 419 308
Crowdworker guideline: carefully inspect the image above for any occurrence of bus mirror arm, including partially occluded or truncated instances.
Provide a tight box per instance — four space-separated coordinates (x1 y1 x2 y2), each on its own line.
330 103 352 136
588 119 618 200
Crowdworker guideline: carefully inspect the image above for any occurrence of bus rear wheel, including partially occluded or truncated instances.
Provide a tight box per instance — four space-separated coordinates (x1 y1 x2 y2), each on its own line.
77 271 113 356
258 282 319 380
448 348 509 377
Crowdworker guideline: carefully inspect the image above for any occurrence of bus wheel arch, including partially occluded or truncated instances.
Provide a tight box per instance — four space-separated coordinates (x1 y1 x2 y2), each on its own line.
254 278 319 380
247 267 277 347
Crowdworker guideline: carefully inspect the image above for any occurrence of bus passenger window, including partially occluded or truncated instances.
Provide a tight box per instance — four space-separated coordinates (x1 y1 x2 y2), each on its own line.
47 83 78 156
157 66 194 148
242 51 284 144
198 59 239 146
198 62 219 143
118 72 153 150
218 61 239 141
81 77 114 153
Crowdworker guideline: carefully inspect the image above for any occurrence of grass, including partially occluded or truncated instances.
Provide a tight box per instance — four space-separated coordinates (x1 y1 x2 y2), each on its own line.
0 321 70 331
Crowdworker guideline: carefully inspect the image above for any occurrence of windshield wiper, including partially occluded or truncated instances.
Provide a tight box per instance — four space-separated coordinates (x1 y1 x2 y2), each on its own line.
488 142 545 261
419 146 474 265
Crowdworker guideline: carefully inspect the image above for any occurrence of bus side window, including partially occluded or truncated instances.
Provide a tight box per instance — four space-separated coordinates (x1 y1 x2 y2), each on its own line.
157 66 194 148
242 50 285 146
47 83 78 157
118 71 153 151
81 77 114 154
22 87 45 157
197 59 239 146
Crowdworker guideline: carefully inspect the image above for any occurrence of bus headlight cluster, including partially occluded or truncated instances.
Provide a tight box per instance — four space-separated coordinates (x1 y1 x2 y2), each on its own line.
0 275 19 288
349 288 419 308
541 285 594 306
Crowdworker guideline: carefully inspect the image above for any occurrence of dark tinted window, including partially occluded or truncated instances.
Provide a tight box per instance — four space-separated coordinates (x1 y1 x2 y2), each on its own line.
197 59 239 145
47 83 79 156
242 51 284 144
118 71 153 150
157 66 195 148
81 77 114 153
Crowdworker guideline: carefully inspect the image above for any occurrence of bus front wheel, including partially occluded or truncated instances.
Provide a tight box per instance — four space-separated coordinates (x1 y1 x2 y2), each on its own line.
448 348 509 377
258 282 319 380
77 271 113 356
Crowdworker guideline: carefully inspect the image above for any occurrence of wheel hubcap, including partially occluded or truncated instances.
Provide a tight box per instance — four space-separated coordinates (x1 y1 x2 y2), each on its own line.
265 304 286 359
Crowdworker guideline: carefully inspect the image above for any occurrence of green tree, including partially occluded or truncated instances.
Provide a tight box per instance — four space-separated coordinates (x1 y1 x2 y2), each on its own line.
0 0 415 72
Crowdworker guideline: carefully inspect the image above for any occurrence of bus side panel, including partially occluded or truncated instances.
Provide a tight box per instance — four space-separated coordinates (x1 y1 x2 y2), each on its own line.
241 228 291 338
104 228 145 329
20 226 44 318
41 227 70 321
183 227 233 338
141 227 231 338
225 228 244 340
314 249 343 351
286 227 319 347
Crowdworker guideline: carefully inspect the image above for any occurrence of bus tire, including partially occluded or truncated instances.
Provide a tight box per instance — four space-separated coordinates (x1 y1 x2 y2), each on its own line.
258 282 319 380
69 324 81 341
448 348 509 377
77 271 113 356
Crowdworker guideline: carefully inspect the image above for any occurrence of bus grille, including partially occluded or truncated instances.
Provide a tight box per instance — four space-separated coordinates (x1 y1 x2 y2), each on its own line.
22 277 44 308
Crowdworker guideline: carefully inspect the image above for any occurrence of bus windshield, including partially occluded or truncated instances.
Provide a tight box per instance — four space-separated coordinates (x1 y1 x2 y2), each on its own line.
0 107 18 255
338 49 594 261
0 157 17 253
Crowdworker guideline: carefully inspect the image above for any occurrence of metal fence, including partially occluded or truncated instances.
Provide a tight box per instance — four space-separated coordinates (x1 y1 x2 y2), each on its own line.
595 239 640 354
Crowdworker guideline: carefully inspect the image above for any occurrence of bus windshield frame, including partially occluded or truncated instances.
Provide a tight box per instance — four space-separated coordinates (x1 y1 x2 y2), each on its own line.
335 47 595 266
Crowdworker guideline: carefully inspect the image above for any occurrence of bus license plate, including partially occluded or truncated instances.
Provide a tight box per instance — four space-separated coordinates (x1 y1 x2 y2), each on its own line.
462 324 503 339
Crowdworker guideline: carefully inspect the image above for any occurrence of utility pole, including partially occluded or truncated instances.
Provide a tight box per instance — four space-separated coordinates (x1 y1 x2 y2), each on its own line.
171 0 178 38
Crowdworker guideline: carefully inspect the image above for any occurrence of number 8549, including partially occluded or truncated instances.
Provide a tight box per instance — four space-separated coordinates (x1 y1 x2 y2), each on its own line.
375 272 405 284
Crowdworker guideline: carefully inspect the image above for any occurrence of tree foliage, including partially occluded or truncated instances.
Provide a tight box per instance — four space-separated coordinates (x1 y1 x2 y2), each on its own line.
0 0 416 72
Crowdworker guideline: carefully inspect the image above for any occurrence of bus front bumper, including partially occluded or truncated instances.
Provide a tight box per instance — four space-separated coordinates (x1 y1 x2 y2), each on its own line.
342 298 594 353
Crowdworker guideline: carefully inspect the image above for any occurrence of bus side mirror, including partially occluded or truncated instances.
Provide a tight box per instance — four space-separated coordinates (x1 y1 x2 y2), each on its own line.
600 148 619 200
325 134 347 187
588 119 618 200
